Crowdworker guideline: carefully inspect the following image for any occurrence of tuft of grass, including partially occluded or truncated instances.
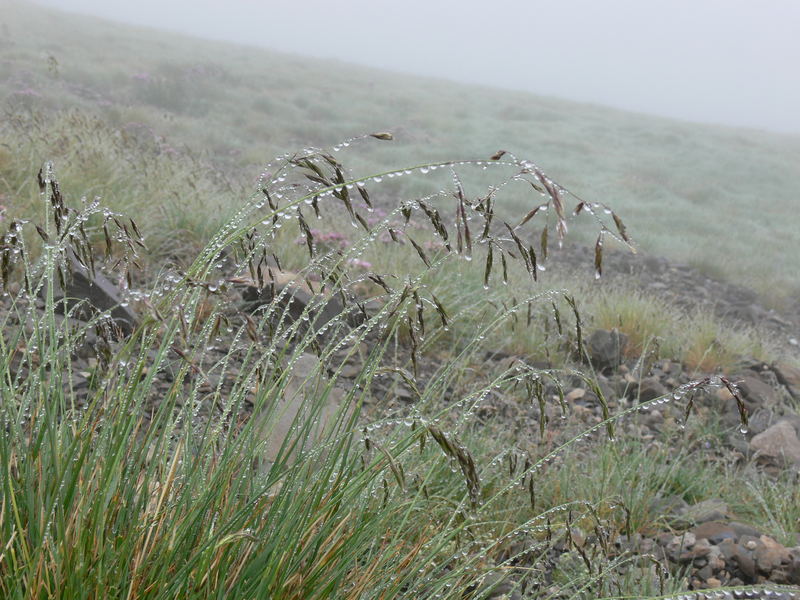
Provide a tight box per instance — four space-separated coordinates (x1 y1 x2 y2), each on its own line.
680 309 779 374
587 285 785 373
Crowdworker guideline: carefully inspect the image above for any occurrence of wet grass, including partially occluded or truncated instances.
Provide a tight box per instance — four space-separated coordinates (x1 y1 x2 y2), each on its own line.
1 2 799 597
1 141 797 599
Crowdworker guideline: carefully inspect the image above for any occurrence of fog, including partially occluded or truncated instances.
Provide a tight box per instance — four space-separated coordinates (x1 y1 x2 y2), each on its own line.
30 0 800 134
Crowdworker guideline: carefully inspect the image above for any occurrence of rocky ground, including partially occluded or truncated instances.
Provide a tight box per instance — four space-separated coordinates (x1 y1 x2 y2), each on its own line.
4 242 800 598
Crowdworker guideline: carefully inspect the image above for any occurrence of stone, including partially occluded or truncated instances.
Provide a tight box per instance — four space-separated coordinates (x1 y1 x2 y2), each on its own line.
42 249 138 335
780 412 800 438
252 352 349 471
729 522 763 539
581 375 616 406
755 535 789 573
586 328 628 372
644 409 664 429
695 564 714 580
707 546 725 572
742 537 759 550
692 522 737 544
748 407 777 437
676 498 729 528
774 361 800 400
240 271 361 335
339 363 363 379
565 388 586 402
788 548 800 584
733 545 757 582
716 386 735 403
665 532 696 561
749 420 800 469
636 376 666 403
613 372 636 397
734 374 780 410
478 572 517 599
650 494 689 522
718 538 738 561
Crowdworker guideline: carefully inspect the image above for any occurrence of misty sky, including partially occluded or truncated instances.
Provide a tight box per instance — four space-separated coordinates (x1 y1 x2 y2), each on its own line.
30 0 800 134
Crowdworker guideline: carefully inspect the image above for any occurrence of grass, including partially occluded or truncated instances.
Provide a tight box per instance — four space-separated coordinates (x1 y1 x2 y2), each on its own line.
2 1 800 598
2 0 800 305
587 287 784 374
1 139 798 599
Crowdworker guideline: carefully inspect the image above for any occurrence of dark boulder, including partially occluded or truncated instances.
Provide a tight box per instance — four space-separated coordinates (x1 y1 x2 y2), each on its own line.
42 249 138 335
586 328 628 372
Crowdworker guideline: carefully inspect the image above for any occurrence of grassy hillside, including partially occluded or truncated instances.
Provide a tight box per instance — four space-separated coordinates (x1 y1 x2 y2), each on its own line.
4 3 800 598
2 0 799 304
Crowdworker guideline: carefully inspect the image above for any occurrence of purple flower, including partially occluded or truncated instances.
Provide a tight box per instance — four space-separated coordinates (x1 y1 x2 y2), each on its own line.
347 258 372 270
424 240 445 250
294 229 351 249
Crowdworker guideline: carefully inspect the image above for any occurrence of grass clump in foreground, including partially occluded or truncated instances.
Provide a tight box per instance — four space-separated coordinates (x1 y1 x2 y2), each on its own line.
1 137 795 600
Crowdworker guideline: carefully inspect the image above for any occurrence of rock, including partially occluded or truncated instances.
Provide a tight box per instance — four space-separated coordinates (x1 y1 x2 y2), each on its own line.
749 421 800 470
612 372 635 397
774 361 800 400
565 388 586 402
675 498 729 528
742 536 759 551
477 572 519 599
734 545 758 582
340 363 363 379
734 374 780 410
716 386 735 403
730 522 764 539
689 521 761 547
42 249 138 335
240 271 361 335
695 564 714 580
693 521 737 545
644 409 664 429
780 412 800 438
748 407 778 437
726 431 751 456
707 545 725 572
252 352 349 471
718 538 738 560
650 494 689 521
586 329 628 372
788 548 800 584
581 375 616 405
636 376 667 403
665 532 696 561
755 535 789 574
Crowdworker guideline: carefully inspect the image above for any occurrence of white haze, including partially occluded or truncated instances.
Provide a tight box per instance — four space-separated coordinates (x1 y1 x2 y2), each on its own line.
29 0 800 135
